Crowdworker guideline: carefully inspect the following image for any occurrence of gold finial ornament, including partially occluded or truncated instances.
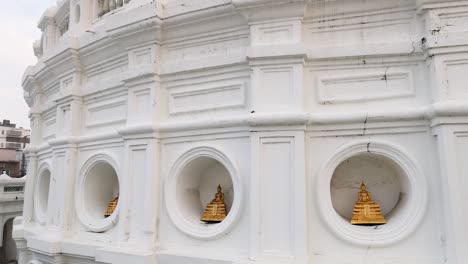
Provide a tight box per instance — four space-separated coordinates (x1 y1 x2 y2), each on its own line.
350 183 386 225
201 185 227 223
104 195 119 218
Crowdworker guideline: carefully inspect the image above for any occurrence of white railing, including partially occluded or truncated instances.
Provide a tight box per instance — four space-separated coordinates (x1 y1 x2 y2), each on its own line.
0 173 26 197
98 0 132 17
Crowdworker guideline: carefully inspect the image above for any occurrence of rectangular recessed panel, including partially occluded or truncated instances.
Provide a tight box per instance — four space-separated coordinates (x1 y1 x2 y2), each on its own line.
86 101 126 128
259 138 293 256
259 67 293 109
447 61 468 98
317 70 413 104
132 48 153 65
42 111 56 140
134 91 151 116
169 83 245 114
456 135 468 242
130 148 147 240
257 25 293 44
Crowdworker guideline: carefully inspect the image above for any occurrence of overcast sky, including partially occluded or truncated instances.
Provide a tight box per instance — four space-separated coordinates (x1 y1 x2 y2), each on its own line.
0 0 56 129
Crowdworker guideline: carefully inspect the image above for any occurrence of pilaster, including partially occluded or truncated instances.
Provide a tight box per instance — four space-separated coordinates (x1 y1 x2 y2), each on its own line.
433 124 468 264
29 113 43 148
250 129 307 264
23 150 38 227
238 2 308 263
419 1 468 102
245 11 306 113
422 3 468 263
47 95 82 239
114 58 161 250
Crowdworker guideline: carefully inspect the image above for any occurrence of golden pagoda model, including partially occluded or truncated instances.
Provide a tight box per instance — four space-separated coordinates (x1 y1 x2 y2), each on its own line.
104 195 119 218
201 185 227 223
351 183 387 225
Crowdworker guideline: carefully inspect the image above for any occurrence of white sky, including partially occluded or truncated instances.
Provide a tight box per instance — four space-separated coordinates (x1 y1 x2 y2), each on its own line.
0 0 56 129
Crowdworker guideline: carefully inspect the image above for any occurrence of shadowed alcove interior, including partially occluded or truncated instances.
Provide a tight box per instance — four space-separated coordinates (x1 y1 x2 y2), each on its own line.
83 162 120 220
35 168 51 223
176 156 234 224
330 153 406 222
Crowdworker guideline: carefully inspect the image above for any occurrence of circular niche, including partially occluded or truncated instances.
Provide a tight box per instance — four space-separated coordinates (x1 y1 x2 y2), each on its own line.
331 154 404 221
76 155 120 232
35 166 51 224
166 147 242 240
316 140 428 246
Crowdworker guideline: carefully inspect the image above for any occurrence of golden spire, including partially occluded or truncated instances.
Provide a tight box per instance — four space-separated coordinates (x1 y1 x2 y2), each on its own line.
104 195 119 218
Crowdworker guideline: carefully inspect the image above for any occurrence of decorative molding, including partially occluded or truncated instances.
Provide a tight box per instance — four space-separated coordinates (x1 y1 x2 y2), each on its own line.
84 55 128 85
258 137 295 257
316 70 415 104
83 88 128 129
85 100 127 128
43 82 60 101
169 82 246 114
129 47 154 66
251 19 301 46
446 59 468 99
304 7 414 33
42 109 57 141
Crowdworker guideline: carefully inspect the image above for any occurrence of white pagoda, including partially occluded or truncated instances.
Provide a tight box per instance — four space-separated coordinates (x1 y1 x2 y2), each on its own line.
18 0 468 263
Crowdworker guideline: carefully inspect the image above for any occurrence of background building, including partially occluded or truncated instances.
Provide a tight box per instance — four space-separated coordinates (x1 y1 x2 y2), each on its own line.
0 149 20 178
0 120 29 178
16 0 468 264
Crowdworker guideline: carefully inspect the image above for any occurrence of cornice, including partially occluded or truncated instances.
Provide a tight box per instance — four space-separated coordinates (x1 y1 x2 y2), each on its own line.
233 0 306 22
38 7 57 30
121 68 159 88
43 46 81 77
247 44 307 65
106 17 162 47
105 1 162 43
232 0 303 9
163 3 237 27
424 42 468 56
416 0 468 13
